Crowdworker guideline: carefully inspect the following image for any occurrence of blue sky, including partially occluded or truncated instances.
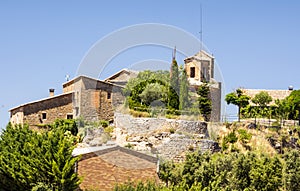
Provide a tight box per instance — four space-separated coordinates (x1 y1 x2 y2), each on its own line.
1 0 300 129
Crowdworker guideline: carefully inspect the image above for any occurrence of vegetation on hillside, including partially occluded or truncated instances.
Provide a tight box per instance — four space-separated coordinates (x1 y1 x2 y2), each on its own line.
114 149 300 191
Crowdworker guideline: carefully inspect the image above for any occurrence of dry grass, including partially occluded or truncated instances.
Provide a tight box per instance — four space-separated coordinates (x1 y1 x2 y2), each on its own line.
217 122 277 155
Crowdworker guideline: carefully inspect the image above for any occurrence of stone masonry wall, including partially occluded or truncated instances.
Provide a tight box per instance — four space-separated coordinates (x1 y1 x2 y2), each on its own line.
79 77 124 122
113 113 218 161
23 93 73 127
114 113 208 136
210 83 221 122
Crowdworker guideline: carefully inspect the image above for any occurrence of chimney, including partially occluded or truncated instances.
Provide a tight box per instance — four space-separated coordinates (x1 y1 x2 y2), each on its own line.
49 88 55 97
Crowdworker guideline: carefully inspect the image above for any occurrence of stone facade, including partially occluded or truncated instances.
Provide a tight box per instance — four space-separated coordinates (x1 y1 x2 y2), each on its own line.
184 50 221 122
74 145 158 191
74 76 124 122
184 50 215 84
10 92 73 128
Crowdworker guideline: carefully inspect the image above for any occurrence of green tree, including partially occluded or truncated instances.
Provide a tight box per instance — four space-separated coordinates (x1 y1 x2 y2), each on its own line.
123 70 169 109
287 90 300 124
139 82 168 105
283 150 300 191
230 152 254 190
0 121 80 191
197 83 212 121
168 59 179 110
275 99 290 124
252 91 273 107
252 91 273 118
225 89 250 122
249 154 283 191
179 68 190 110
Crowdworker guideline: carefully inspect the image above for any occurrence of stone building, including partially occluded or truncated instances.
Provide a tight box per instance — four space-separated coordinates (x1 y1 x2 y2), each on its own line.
105 69 138 87
241 88 293 105
184 50 222 122
72 144 158 191
10 75 124 127
10 92 73 128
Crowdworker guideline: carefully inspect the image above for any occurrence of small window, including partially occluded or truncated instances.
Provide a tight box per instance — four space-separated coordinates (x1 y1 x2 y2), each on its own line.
190 67 195 78
107 92 111 99
67 114 73 119
42 113 47 120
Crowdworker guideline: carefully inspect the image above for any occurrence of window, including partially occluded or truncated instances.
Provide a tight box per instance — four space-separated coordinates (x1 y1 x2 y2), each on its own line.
67 114 73 119
42 112 47 120
107 92 111 99
190 67 195 78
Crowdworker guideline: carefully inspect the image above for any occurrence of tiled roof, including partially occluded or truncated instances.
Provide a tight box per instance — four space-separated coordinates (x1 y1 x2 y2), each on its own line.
9 92 73 111
72 143 158 164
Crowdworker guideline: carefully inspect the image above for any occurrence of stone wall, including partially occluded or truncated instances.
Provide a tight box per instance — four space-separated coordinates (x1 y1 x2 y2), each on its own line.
114 113 208 136
78 149 158 191
210 82 221 122
10 107 24 125
79 77 124 122
113 113 219 161
22 93 73 127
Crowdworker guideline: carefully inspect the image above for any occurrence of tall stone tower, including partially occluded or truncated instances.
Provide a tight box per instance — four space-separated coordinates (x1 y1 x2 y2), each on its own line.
184 50 221 122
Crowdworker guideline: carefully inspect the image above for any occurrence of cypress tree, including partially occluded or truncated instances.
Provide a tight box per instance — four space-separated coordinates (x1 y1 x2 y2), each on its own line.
168 59 179 110
198 83 212 121
179 68 190 110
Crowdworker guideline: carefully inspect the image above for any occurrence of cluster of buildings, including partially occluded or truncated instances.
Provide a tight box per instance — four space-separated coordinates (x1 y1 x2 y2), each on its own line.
8 50 222 190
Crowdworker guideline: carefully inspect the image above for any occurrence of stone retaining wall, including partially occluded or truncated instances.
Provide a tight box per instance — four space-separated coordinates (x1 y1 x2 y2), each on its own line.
113 113 220 161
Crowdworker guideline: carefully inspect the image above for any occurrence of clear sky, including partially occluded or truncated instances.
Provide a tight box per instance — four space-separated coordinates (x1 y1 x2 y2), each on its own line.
1 0 300 129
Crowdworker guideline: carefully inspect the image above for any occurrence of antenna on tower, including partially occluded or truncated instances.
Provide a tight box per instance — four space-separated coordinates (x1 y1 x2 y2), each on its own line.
199 3 203 53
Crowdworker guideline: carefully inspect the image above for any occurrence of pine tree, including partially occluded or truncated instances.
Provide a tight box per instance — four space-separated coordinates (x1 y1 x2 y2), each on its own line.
179 68 190 110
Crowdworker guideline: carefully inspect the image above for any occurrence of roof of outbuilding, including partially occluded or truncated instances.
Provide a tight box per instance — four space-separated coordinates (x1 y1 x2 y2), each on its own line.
72 142 158 164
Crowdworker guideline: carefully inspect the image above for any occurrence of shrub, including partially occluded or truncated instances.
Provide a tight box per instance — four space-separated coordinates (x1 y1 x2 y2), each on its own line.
125 143 134 149
100 120 109 128
238 129 252 143
104 126 114 134
225 131 238 144
169 128 175 134
130 110 150 118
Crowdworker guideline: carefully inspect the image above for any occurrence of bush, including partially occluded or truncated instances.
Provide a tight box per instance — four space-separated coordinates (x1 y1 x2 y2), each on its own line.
225 131 238 144
169 128 175 134
130 110 150 118
31 183 52 191
104 126 114 134
124 143 134 149
100 120 109 128
238 129 252 143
